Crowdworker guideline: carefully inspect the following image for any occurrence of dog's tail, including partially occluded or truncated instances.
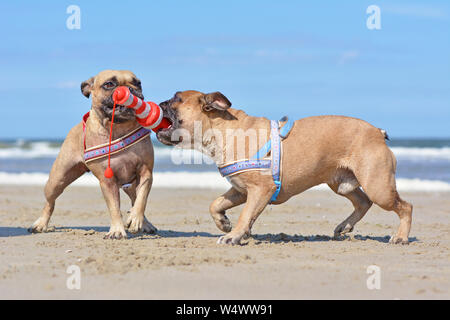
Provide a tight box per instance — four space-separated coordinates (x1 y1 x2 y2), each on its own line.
379 128 390 141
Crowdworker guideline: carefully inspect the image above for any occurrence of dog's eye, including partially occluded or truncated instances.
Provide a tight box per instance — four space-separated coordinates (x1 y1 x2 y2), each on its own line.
103 81 116 90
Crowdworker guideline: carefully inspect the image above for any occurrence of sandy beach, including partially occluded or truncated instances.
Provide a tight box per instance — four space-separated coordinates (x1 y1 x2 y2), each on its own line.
0 185 448 299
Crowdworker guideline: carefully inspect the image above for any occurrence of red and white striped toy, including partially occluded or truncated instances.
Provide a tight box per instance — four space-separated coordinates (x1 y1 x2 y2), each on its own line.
103 86 171 179
112 86 171 132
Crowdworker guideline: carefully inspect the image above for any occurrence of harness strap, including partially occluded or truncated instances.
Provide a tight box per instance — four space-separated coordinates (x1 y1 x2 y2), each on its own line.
251 117 294 160
81 112 151 163
279 117 295 139
269 117 294 202
270 120 282 203
218 159 272 176
218 116 294 203
82 111 90 151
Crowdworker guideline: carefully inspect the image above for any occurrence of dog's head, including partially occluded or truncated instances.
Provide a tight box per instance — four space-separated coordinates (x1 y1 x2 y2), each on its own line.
156 90 232 146
81 70 144 123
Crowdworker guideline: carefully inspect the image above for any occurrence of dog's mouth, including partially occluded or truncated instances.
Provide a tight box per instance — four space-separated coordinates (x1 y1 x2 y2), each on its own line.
101 104 136 123
100 89 145 123
156 104 180 146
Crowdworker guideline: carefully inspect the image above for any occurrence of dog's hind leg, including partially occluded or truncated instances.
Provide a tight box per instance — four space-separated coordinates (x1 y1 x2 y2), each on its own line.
209 187 247 233
125 169 157 234
29 135 87 233
355 147 413 244
122 183 137 206
328 183 372 238
388 195 413 244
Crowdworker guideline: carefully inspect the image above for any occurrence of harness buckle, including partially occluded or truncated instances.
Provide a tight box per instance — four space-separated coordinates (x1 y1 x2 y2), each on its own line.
273 180 282 193
279 118 293 139
270 180 282 203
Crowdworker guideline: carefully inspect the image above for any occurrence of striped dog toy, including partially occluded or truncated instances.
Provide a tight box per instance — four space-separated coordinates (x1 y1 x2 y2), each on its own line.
103 87 171 179
112 86 171 131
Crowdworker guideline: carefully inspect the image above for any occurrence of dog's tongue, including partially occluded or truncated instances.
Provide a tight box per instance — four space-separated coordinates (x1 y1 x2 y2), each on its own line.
104 100 117 179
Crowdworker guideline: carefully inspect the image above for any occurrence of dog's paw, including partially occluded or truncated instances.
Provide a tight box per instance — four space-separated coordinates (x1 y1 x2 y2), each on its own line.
126 216 143 234
217 231 246 245
213 215 232 233
140 217 157 234
28 218 55 233
389 235 409 245
104 225 127 240
333 222 354 238
125 213 157 234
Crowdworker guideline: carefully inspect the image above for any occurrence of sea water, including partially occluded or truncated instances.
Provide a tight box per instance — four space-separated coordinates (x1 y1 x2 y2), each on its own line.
0 137 449 191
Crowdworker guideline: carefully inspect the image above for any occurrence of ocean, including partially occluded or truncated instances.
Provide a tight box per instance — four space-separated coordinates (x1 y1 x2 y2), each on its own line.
0 137 449 191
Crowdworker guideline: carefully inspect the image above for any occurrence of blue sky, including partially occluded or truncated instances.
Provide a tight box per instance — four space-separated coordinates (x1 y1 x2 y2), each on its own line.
0 0 449 138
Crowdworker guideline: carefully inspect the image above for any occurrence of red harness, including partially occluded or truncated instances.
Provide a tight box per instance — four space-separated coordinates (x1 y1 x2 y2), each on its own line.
82 111 90 151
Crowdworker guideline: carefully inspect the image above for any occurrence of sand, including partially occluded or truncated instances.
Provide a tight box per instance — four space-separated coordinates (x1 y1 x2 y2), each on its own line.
0 185 449 299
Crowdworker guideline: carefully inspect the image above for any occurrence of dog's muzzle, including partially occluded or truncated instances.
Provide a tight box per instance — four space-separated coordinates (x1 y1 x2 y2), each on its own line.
155 102 179 145
101 89 144 123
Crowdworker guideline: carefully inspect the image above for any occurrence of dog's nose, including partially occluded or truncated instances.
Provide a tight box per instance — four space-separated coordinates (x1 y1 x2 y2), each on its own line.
128 87 144 100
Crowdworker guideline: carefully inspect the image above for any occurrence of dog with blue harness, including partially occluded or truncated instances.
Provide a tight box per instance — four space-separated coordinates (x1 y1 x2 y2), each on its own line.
156 90 413 246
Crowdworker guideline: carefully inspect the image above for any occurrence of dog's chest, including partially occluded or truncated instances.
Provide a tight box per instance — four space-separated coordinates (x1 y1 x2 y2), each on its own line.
227 176 247 193
85 141 153 185
87 154 139 183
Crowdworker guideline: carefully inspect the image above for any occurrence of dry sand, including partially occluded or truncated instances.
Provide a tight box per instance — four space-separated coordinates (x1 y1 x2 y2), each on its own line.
0 185 449 299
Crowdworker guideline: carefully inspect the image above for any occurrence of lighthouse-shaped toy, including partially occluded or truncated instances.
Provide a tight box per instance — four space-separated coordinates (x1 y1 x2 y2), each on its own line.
112 86 171 132
103 87 171 179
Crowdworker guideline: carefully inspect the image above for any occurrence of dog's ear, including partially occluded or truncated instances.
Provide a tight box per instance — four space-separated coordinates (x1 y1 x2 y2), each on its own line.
202 92 232 112
80 76 95 98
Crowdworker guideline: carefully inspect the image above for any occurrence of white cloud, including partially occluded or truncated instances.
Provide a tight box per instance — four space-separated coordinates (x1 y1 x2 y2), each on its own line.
54 81 79 89
383 4 448 19
338 50 360 65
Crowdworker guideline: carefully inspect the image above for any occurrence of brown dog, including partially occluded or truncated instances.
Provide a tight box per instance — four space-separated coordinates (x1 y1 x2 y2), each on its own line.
29 70 157 239
156 90 413 245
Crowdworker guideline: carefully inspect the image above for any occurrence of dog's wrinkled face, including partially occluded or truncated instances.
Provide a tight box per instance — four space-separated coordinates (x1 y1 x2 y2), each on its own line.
81 70 144 123
156 90 232 146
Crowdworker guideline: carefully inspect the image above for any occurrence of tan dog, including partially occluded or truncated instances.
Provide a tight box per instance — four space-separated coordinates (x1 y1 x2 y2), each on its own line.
29 70 157 239
156 90 413 245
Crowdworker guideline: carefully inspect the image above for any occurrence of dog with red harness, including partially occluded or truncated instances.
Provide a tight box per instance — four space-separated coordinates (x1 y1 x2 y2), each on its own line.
29 70 167 239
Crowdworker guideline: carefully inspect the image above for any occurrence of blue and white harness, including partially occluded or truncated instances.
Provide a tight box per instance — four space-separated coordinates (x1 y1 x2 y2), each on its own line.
218 117 294 203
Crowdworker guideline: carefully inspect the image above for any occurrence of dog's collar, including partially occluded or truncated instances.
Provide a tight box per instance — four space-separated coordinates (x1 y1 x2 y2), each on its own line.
82 111 151 163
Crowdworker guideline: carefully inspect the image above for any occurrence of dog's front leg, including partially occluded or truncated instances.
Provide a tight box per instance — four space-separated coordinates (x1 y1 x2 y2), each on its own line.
217 185 275 245
125 170 157 234
99 178 127 239
210 187 247 233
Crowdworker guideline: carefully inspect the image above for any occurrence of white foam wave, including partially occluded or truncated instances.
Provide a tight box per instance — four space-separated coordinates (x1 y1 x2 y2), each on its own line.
0 171 449 191
0 171 230 189
1 143 449 162
391 147 450 161
161 147 450 163
0 142 211 162
0 142 60 158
